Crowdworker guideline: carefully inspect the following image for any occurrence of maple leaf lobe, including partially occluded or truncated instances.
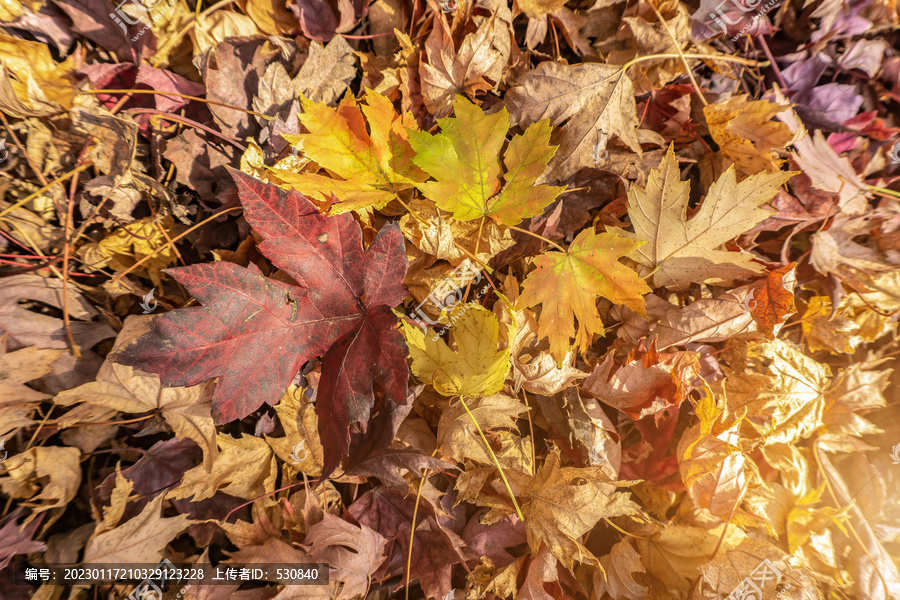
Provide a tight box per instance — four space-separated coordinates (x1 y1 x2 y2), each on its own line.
115 173 409 476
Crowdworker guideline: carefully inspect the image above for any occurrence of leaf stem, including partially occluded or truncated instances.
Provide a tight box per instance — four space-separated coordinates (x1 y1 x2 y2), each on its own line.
867 185 900 200
457 396 525 522
80 89 276 121
108 206 243 285
603 517 649 539
646 4 708 106
0 164 92 220
406 450 437 600
126 108 247 151
622 53 768 71
505 224 567 253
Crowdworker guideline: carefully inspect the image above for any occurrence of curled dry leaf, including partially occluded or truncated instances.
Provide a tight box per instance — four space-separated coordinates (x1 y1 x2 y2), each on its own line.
436 393 527 464
54 315 219 467
511 309 588 395
677 385 748 519
593 539 647 600
82 492 194 564
506 448 642 570
505 61 643 181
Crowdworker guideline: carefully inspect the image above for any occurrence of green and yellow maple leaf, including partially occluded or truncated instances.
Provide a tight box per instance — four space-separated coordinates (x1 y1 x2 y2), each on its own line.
402 303 510 398
518 229 650 363
408 95 564 226
266 88 427 215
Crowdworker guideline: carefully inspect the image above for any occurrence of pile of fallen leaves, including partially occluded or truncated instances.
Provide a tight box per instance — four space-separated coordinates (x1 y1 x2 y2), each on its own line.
2 0 900 598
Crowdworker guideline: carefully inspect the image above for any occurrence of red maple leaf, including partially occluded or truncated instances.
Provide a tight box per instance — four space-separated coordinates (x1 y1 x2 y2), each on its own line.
114 171 409 476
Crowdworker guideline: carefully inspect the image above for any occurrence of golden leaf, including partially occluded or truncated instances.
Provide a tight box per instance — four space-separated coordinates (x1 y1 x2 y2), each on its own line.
403 303 511 398
507 448 642 569
610 145 794 289
722 339 830 445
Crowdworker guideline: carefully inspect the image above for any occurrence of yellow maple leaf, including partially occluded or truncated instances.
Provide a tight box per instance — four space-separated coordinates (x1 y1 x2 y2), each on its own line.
722 339 830 445
269 89 426 215
0 33 76 117
402 303 511 398
677 384 748 518
703 95 797 178
409 96 564 226
518 229 650 363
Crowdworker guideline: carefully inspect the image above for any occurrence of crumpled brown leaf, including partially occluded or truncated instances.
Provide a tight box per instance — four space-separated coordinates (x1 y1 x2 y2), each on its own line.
506 61 642 181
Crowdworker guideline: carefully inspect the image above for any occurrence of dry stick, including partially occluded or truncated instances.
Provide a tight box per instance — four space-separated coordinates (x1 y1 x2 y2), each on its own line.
754 34 788 89
62 159 90 358
33 414 156 429
108 206 243 286
846 284 898 317
79 89 276 121
505 224 567 253
126 109 248 150
0 164 92 220
0 112 51 188
647 4 708 107
342 31 396 39
623 53 767 70
223 479 310 523
5 209 69 284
